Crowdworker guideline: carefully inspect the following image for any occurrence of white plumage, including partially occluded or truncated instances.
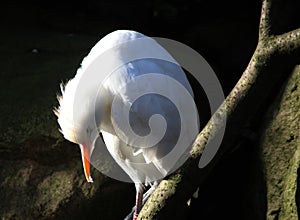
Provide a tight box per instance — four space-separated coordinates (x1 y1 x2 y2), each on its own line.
55 30 197 219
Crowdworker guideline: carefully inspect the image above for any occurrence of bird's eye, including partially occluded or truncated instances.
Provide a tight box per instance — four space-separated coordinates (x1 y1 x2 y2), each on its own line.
86 127 95 140
86 128 91 134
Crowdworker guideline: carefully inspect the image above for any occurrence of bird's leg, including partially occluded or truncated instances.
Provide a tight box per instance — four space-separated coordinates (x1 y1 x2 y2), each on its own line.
133 183 144 220
124 181 160 220
142 180 160 204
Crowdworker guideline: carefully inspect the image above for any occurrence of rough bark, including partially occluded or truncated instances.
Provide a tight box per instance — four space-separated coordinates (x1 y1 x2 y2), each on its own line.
138 0 300 219
260 66 300 220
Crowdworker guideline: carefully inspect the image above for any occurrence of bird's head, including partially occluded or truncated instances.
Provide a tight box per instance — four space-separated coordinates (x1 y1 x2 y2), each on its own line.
54 79 100 183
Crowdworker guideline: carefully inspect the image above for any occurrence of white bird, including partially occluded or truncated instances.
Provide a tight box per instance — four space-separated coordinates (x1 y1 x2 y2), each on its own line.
54 30 198 220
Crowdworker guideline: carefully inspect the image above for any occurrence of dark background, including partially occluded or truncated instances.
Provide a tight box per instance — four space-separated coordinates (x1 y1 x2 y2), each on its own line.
0 0 299 219
0 0 264 93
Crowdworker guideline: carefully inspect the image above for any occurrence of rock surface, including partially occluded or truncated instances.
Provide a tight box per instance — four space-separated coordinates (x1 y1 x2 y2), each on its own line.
259 66 300 220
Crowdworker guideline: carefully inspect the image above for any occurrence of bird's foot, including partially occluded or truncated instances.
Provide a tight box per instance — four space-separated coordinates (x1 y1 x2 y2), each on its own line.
124 211 138 220
124 210 134 220
133 213 138 220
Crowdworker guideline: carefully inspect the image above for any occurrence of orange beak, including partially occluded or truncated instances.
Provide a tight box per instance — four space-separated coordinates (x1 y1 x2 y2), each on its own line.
80 144 93 182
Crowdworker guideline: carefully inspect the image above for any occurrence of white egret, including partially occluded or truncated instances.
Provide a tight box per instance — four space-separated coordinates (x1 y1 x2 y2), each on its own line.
54 30 198 220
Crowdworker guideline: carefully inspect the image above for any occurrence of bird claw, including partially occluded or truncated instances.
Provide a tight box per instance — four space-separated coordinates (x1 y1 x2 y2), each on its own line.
133 213 138 220
124 208 135 220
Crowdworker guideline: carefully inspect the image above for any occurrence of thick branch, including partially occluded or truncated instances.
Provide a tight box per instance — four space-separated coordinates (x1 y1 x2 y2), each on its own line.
138 3 300 220
271 28 300 55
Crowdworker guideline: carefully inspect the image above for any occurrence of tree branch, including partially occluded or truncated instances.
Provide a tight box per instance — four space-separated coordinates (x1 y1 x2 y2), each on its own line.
259 0 272 40
271 28 300 55
138 1 300 219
